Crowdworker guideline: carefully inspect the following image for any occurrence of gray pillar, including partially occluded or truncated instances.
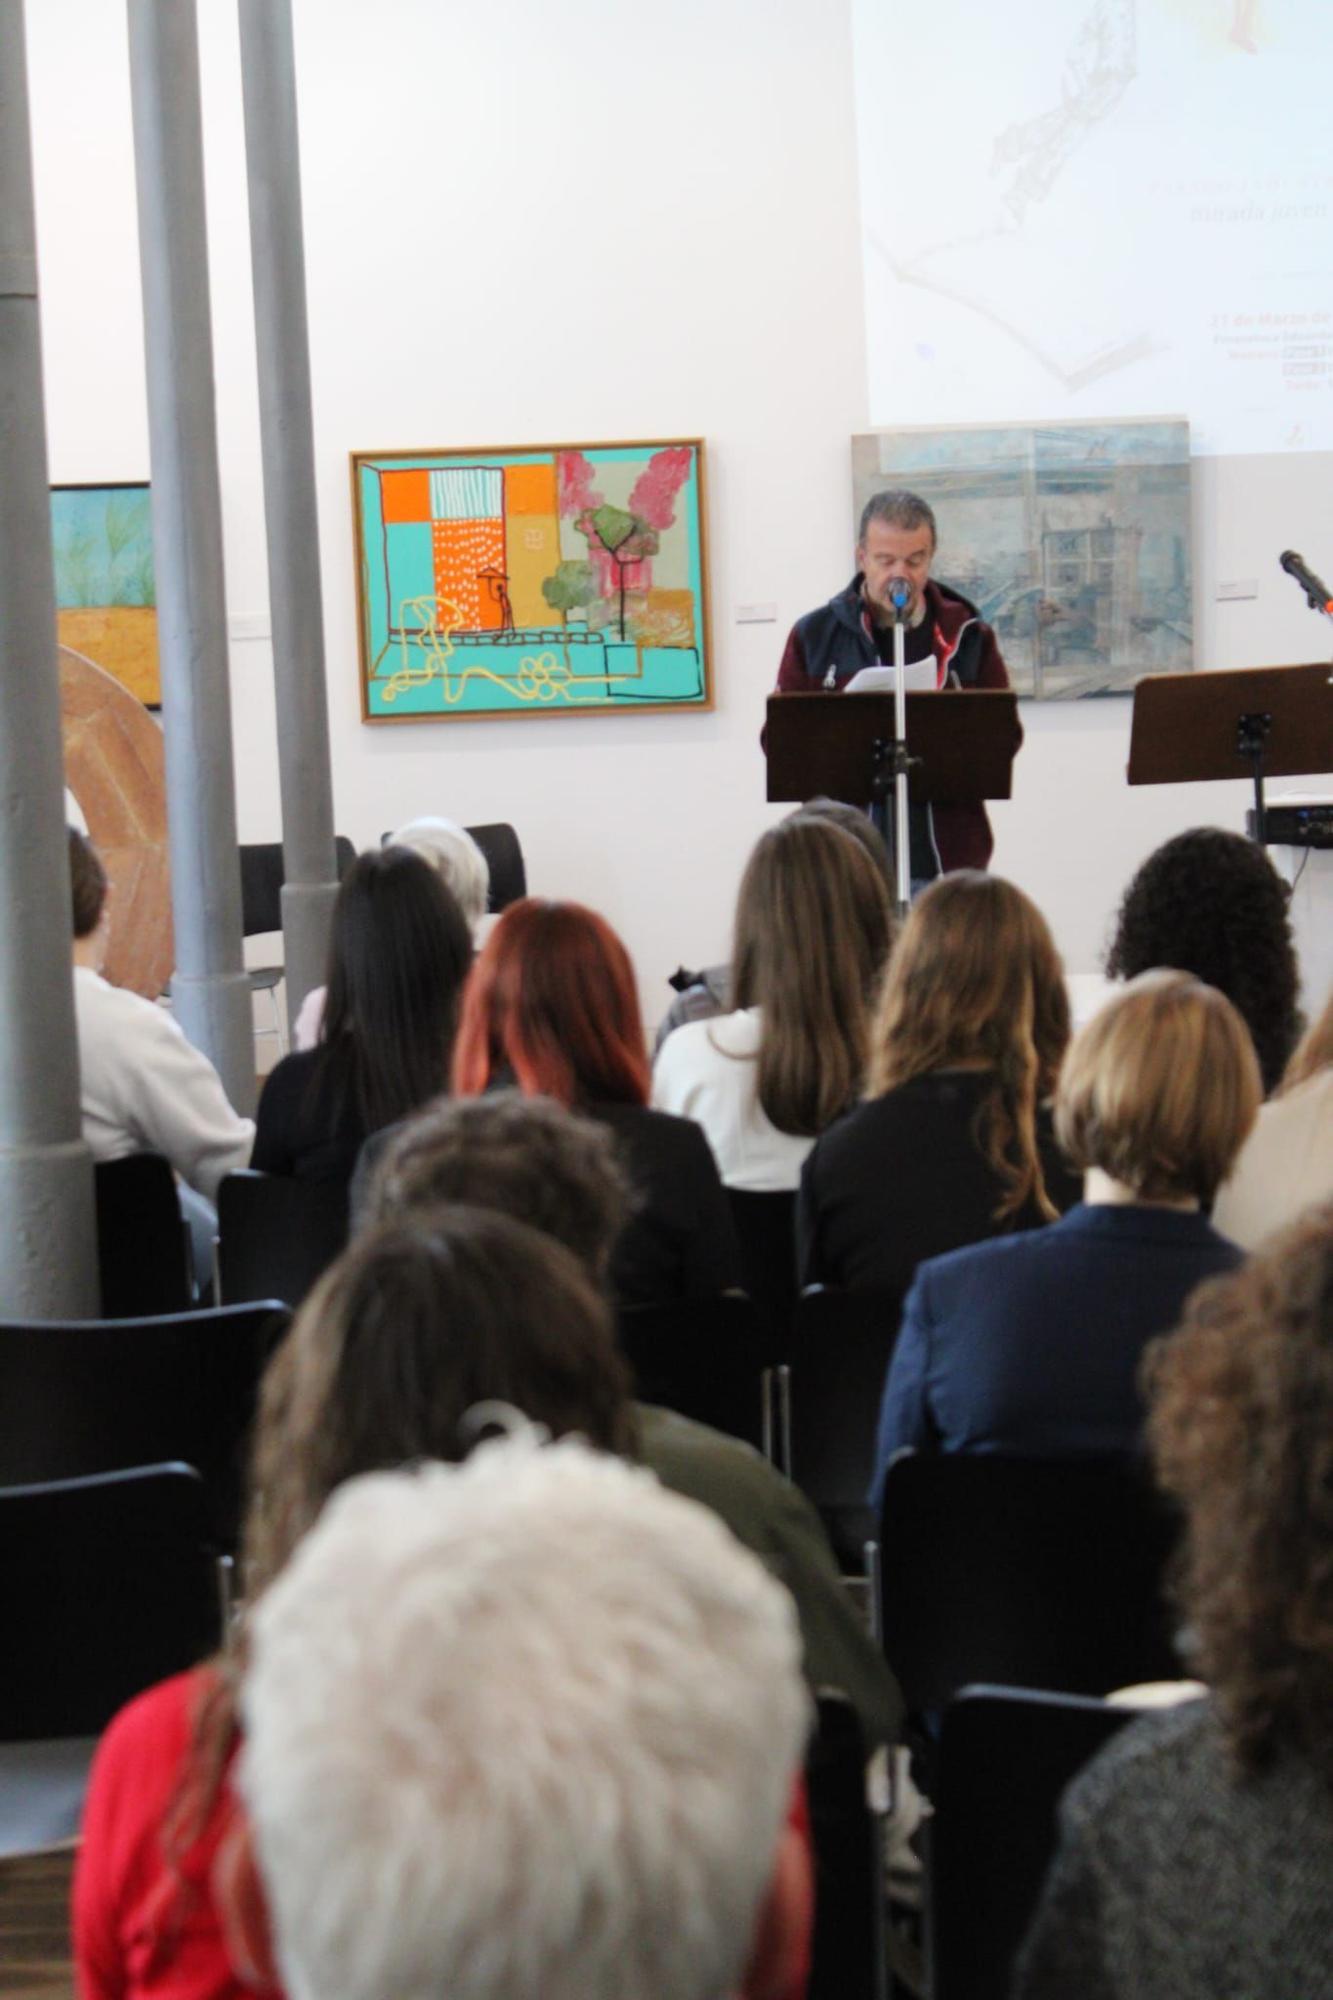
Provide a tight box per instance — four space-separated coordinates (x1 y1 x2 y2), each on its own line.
0 0 99 1317
127 0 255 1114
238 0 338 1034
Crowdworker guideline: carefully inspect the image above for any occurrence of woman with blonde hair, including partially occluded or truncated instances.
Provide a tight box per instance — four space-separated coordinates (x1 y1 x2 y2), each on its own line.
652 815 894 1190
799 870 1079 1298
870 970 1257 1492
1213 981 1333 1248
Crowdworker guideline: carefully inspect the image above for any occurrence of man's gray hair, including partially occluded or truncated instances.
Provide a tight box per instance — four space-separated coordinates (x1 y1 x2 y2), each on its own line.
857 487 937 549
239 1435 809 2000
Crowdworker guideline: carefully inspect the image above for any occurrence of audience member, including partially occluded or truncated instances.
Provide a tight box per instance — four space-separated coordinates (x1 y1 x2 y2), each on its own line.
224 1440 813 2000
292 816 489 1052
653 816 894 1189
1105 825 1300 1093
1214 981 1333 1247
360 1091 900 1747
73 1206 635 2000
653 801 893 1053
1014 1204 1333 1998
870 971 1256 1491
799 871 1079 1297
251 847 471 1198
68 827 253 1280
451 898 741 1305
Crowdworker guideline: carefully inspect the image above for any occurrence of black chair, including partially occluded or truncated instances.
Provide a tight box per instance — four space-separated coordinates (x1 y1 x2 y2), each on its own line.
780 1286 904 1573
616 1295 774 1452
805 1691 886 2000
465 822 525 911
0 1464 224 1742
216 1169 349 1309
239 836 356 1053
94 1152 192 1318
877 1452 1182 1720
726 1189 799 1354
931 1686 1135 2000
0 1302 289 1550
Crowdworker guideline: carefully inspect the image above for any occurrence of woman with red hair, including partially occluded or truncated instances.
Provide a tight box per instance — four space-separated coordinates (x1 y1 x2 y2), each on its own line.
453 899 741 1306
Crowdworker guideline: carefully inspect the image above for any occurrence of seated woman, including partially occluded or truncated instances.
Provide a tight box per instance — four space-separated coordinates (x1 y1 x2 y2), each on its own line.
870 970 1257 1493
451 898 740 1306
1014 1204 1333 1998
1214 981 1333 1248
799 871 1080 1299
251 846 472 1198
652 816 894 1191
1106 825 1300 1094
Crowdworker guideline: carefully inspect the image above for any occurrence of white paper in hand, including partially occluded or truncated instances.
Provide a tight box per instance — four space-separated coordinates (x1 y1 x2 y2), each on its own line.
843 659 939 694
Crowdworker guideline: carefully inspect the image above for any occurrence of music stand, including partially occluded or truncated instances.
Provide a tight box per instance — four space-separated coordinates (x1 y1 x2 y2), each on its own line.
1127 664 1333 842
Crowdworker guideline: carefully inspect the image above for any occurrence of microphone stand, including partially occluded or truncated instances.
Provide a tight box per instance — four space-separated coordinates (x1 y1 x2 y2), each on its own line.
869 582 916 922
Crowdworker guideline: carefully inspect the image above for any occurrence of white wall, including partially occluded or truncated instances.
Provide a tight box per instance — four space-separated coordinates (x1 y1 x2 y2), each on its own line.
24 0 1333 1023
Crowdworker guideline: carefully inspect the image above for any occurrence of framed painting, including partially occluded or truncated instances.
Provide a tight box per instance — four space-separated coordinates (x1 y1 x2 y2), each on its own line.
352 440 712 722
51 482 159 708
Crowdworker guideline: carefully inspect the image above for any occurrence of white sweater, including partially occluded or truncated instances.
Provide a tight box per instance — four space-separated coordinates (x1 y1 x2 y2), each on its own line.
651 1007 815 1192
73 966 255 1202
1212 1069 1333 1251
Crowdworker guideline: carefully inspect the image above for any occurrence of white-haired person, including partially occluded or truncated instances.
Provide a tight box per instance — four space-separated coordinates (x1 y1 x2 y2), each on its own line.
217 1439 814 2000
293 816 488 1051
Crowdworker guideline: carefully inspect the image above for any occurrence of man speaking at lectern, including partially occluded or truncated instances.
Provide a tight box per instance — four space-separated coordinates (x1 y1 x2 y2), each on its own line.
775 489 1014 881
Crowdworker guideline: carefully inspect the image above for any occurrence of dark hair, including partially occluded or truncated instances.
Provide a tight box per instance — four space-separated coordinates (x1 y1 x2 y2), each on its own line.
1106 828 1300 1094
1144 1203 1333 1783
68 827 108 939
452 899 650 1109
316 847 473 1134
857 488 937 550
360 1091 630 1280
732 816 895 1137
796 798 893 896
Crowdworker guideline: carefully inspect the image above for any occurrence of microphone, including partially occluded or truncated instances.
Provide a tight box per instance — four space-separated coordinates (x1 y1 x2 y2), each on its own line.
1279 549 1333 616
888 579 912 621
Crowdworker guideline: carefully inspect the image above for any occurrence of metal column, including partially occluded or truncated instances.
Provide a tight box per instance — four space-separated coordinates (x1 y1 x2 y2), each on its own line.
0 0 99 1317
238 0 338 1033
127 0 255 1113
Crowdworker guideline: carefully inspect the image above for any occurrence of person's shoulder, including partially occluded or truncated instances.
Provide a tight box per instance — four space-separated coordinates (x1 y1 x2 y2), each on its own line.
1062 1698 1219 1831
92 1666 213 1781
637 1403 798 1534
262 1047 321 1093
795 577 861 632
602 1101 715 1156
74 968 175 1034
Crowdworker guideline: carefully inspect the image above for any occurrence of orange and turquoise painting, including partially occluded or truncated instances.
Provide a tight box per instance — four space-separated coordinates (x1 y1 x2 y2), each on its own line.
353 441 711 721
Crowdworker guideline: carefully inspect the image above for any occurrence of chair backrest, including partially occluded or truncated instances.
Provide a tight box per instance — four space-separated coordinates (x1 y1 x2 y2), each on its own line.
94 1152 192 1319
784 1286 903 1569
334 834 356 881
216 1168 349 1309
616 1295 772 1451
932 1686 1135 2000
0 1464 223 1741
0 1302 290 1551
878 1452 1182 1714
464 822 526 912
805 1691 883 2000
240 837 357 938
726 1189 799 1353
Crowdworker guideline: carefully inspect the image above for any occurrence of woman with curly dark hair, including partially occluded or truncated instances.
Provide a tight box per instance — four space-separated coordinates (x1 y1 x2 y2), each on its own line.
1015 1204 1333 1999
1105 825 1300 1094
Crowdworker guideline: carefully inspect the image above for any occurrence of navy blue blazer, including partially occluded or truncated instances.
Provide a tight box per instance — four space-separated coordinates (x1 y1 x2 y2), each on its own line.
870 1204 1244 1503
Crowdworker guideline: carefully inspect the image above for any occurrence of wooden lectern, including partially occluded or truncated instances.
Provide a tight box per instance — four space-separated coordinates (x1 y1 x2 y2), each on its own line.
1128 663 1333 840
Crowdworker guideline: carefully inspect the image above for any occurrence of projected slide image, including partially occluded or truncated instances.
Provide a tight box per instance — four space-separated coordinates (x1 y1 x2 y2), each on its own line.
853 420 1193 700
853 0 1332 455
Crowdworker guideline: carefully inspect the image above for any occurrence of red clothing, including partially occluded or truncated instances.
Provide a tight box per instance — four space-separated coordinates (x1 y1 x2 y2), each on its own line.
73 1668 269 2000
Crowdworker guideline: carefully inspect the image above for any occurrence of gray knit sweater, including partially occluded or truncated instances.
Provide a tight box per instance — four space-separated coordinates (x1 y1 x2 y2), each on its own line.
1013 1698 1333 1998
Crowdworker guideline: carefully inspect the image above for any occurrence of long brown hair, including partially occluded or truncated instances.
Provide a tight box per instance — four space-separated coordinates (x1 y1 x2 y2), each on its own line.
1282 984 1333 1094
730 816 894 1137
866 872 1069 1221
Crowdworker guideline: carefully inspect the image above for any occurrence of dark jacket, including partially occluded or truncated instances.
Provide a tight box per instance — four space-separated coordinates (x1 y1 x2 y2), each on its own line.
589 1102 742 1308
251 1048 368 1195
775 575 1015 873
871 1204 1243 1502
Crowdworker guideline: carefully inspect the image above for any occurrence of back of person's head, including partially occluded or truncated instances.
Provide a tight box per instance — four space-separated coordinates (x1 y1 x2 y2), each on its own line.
1282 982 1333 1094
388 815 489 930
1144 1203 1333 1781
867 871 1069 1220
1105 826 1300 1094
360 1091 630 1280
235 1438 811 2000
1055 970 1261 1205
451 898 650 1109
731 815 895 1137
243 1203 633 1604
68 826 108 940
320 846 473 1133
794 797 893 896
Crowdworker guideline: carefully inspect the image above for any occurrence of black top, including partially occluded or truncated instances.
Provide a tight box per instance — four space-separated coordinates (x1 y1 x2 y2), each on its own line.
251 1048 370 1194
590 1102 743 1309
797 1069 1082 1299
